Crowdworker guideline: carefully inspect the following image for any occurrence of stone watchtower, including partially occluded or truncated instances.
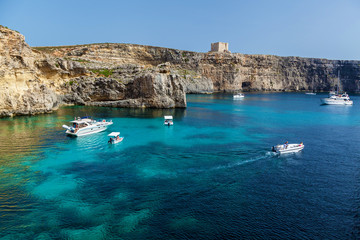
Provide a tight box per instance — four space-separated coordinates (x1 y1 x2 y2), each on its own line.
210 42 230 53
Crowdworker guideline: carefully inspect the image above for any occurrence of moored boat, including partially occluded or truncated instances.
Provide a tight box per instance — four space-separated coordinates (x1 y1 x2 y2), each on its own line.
320 94 353 105
233 93 245 99
164 116 173 126
108 132 124 144
272 142 304 154
321 71 353 105
62 116 113 136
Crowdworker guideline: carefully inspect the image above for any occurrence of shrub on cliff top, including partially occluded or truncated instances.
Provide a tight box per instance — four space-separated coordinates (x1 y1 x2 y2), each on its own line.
90 69 113 77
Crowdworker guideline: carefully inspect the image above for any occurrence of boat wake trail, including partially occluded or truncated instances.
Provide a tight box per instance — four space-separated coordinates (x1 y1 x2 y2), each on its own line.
211 152 274 171
181 150 276 174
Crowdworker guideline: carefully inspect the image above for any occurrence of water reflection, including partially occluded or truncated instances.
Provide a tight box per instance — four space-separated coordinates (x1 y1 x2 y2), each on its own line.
56 106 187 120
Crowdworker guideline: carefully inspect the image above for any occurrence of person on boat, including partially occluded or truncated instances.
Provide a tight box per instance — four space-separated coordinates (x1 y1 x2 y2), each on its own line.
284 141 288 149
117 136 120 140
299 142 303 146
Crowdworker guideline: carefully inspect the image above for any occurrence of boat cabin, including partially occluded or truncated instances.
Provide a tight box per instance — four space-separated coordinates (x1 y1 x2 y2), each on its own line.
70 118 93 129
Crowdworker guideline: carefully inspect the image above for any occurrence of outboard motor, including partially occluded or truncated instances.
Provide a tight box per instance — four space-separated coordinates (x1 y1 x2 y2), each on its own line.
271 146 276 152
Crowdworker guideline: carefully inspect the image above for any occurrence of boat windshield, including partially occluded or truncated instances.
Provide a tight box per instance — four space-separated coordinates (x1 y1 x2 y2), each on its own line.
73 122 88 128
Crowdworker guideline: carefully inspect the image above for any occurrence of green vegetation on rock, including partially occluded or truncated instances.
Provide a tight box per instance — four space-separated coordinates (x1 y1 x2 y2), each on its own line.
90 69 113 77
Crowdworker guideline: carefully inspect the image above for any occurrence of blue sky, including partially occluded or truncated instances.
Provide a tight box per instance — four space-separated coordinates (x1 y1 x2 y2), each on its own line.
1 0 359 60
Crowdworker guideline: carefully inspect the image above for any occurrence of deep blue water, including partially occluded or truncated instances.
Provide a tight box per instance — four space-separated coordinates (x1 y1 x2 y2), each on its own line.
1 93 360 239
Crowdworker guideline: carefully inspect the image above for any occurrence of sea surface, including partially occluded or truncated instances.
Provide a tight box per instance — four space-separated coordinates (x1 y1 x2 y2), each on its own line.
1 93 360 239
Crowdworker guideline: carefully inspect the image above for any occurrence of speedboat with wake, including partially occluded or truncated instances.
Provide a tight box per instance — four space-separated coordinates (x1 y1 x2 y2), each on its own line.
62 116 113 136
272 142 304 154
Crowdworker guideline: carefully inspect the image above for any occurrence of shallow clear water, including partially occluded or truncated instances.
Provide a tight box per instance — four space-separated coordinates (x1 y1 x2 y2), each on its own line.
1 93 360 239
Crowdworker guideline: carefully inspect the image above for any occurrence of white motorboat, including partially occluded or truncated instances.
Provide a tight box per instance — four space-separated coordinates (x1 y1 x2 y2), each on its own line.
164 116 173 126
305 92 316 95
321 71 353 105
272 143 304 154
62 116 113 136
108 132 124 144
233 93 245 99
320 93 353 105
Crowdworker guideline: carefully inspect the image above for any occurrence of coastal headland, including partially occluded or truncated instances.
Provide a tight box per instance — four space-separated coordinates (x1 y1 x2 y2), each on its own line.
1 25 359 117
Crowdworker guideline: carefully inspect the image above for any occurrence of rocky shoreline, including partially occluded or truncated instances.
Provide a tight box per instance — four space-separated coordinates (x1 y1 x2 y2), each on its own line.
1 26 360 117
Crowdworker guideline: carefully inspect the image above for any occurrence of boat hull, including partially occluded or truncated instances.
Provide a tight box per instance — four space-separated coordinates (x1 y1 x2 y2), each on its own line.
321 98 353 105
109 137 124 144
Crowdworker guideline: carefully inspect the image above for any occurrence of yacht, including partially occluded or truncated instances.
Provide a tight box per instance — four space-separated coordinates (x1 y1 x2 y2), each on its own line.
320 92 353 105
321 71 353 105
62 116 113 136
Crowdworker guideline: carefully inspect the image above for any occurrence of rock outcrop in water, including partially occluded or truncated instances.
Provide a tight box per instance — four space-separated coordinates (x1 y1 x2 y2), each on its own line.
62 73 186 108
1 26 360 117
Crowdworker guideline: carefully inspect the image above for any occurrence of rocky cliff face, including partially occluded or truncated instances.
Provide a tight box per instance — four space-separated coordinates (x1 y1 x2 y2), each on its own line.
1 26 360 117
61 73 186 108
0 27 186 117
0 26 89 117
40 43 360 93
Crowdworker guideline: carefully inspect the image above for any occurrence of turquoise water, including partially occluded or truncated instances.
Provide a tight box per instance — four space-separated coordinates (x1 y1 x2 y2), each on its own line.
1 93 360 239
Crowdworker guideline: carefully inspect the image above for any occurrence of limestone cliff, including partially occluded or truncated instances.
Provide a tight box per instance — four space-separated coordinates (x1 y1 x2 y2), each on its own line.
0 26 186 117
38 43 360 93
2 26 360 117
0 26 88 117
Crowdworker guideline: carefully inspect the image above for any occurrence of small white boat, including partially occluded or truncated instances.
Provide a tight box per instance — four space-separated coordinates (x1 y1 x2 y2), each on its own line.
272 143 304 154
164 116 173 126
108 132 124 144
305 92 316 95
62 116 113 137
233 93 245 99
